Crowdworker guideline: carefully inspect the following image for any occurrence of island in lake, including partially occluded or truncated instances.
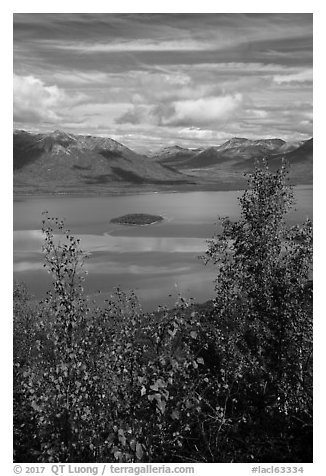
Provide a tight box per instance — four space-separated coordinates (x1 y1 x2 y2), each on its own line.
110 213 164 225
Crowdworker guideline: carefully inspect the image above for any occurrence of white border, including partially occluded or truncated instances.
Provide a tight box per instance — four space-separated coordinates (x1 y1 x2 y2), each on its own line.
4 3 323 474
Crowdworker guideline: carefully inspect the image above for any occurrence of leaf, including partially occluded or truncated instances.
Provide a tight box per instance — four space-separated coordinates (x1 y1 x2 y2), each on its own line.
190 331 197 339
157 399 166 414
136 442 144 460
149 379 164 392
129 439 136 451
114 451 122 461
31 401 42 412
171 409 180 420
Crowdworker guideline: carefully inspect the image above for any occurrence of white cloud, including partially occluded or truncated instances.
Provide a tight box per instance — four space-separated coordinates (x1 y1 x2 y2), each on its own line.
163 94 243 126
116 105 160 126
273 69 313 84
13 74 86 124
45 38 219 53
176 128 230 142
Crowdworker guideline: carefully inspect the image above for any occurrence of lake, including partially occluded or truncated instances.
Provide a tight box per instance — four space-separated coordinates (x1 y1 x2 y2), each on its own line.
13 186 313 311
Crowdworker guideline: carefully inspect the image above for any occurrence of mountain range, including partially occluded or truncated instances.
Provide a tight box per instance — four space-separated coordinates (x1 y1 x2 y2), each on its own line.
13 130 191 194
13 130 313 194
151 136 312 188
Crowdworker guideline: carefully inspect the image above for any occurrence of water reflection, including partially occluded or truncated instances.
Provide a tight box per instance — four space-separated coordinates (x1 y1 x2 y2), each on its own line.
14 230 207 255
13 187 312 310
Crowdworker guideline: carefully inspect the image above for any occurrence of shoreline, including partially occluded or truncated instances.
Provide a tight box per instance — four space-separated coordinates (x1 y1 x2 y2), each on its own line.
13 181 312 201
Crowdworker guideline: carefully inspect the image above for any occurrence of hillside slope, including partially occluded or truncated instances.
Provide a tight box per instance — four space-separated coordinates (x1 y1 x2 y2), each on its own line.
13 130 191 194
152 137 313 186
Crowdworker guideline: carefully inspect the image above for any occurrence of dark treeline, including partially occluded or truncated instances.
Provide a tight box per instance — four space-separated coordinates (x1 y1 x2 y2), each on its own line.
13 162 313 463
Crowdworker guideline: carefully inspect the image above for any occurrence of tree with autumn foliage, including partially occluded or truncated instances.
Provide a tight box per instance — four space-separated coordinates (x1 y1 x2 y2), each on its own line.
202 160 312 461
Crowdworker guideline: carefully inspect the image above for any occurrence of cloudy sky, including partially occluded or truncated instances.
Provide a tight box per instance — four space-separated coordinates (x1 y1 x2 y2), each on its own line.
13 13 313 153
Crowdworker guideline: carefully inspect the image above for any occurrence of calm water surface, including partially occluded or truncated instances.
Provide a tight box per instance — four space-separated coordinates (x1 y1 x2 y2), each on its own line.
13 186 312 310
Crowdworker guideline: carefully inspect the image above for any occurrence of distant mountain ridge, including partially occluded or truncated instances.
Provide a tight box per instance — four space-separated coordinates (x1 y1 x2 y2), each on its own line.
13 130 191 194
152 137 295 169
151 136 312 184
13 130 313 195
